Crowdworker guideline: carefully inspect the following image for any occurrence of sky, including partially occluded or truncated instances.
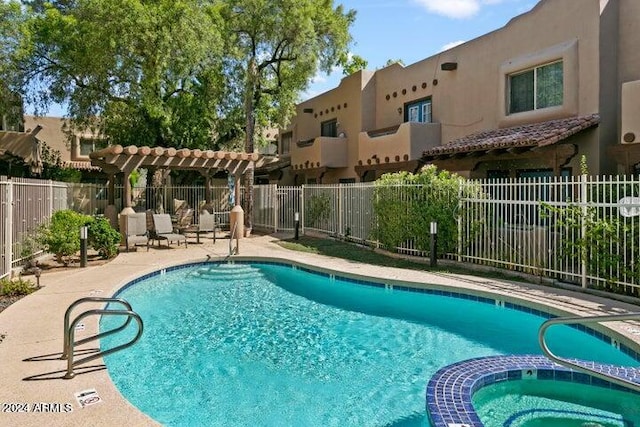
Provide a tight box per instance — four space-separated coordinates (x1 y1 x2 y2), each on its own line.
39 0 539 117
303 0 540 100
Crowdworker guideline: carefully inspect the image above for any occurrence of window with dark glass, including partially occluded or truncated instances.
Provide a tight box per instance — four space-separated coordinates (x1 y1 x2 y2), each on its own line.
509 61 563 114
320 119 337 137
79 138 107 156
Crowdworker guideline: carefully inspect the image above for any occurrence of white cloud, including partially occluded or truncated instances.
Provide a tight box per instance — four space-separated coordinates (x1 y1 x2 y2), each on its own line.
440 40 466 51
310 73 328 85
412 0 508 19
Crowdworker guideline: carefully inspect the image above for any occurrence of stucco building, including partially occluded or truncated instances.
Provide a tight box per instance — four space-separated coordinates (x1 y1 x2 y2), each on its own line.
23 115 104 180
276 0 640 184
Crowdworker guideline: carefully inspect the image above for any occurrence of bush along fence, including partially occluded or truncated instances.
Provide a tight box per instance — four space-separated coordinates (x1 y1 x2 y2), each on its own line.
1 173 638 296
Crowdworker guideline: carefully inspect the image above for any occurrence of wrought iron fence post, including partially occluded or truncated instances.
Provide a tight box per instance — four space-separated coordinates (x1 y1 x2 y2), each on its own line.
273 184 278 233
338 184 343 237
580 174 588 288
300 185 305 236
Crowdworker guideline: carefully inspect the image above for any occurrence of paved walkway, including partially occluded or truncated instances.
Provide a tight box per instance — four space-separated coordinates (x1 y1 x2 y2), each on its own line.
0 233 639 426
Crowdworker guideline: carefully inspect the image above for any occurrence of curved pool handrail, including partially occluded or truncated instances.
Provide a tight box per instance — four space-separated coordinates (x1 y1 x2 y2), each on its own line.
538 312 640 393
64 309 143 379
61 297 133 360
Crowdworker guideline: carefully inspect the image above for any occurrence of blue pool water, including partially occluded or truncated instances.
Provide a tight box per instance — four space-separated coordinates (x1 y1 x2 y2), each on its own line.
101 262 638 426
473 379 640 426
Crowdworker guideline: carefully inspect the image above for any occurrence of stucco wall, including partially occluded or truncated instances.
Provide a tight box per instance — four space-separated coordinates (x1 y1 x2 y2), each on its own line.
24 116 72 162
284 0 637 181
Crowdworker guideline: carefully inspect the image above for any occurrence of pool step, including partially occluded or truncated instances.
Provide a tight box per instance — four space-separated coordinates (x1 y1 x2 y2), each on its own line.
189 265 263 281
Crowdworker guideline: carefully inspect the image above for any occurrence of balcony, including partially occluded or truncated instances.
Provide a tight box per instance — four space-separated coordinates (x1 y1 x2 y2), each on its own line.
358 121 441 164
291 136 348 169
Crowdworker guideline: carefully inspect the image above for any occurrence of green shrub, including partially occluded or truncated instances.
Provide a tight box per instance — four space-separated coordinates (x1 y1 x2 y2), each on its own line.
307 192 331 228
373 165 484 256
0 277 35 296
88 216 121 259
36 210 91 264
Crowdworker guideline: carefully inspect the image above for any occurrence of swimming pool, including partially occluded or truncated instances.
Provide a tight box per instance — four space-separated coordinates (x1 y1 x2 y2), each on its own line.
101 261 639 426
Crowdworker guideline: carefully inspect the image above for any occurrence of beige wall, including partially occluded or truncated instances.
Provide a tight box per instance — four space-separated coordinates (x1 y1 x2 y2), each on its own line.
358 122 441 162
601 0 640 173
283 0 639 182
24 115 98 162
286 70 372 182
620 80 640 144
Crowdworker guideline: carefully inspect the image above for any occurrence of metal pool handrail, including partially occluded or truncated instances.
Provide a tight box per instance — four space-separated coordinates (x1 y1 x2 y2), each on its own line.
61 297 143 379
538 312 640 393
229 220 239 256
61 297 133 360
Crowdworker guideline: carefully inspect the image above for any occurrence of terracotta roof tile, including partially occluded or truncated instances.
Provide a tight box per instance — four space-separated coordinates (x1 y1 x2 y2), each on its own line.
423 114 600 157
63 160 101 171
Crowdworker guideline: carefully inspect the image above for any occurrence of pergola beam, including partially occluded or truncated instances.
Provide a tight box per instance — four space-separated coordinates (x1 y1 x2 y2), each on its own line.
89 145 266 214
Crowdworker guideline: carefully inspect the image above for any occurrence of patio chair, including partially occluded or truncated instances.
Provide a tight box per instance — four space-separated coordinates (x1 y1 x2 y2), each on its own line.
125 213 149 252
194 211 216 244
176 208 194 229
152 214 187 248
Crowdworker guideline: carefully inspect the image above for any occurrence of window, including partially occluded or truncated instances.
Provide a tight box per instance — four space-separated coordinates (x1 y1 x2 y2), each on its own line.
320 119 337 137
79 138 108 156
512 168 571 226
487 170 510 180
338 178 356 184
509 61 563 114
280 132 292 155
405 99 432 123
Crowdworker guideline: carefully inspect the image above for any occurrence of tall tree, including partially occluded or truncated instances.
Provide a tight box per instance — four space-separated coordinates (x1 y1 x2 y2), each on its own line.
13 0 226 149
0 1 26 129
222 0 357 229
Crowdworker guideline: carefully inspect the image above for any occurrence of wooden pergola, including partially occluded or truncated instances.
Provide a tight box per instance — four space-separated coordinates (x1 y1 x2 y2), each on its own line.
89 144 270 214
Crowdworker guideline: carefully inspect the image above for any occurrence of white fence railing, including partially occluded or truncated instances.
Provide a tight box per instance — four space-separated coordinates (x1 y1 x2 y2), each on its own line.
2 176 638 295
1 177 69 278
253 177 639 294
457 175 639 294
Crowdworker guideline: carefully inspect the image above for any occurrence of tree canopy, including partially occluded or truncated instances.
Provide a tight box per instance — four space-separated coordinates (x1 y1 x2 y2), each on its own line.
220 0 358 228
0 1 25 128
2 0 359 153
9 0 226 148
221 0 357 147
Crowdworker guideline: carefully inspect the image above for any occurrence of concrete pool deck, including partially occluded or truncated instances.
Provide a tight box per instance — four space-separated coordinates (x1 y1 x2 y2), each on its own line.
0 233 639 427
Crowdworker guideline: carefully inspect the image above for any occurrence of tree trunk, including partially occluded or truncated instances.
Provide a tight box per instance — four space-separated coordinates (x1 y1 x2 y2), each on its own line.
243 58 258 231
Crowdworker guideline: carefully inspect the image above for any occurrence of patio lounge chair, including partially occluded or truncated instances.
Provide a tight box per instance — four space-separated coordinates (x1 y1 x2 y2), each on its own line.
125 213 149 252
152 214 187 248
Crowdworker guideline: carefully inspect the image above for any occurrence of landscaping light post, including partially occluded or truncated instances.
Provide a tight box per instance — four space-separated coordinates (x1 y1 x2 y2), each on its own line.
80 226 88 268
430 221 437 267
34 267 41 288
294 212 300 240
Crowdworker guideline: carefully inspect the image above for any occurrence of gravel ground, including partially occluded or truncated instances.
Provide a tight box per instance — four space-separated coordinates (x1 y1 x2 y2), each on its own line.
0 294 25 314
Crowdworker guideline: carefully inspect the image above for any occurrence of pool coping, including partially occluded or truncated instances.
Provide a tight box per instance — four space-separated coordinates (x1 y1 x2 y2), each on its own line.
1 234 639 426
